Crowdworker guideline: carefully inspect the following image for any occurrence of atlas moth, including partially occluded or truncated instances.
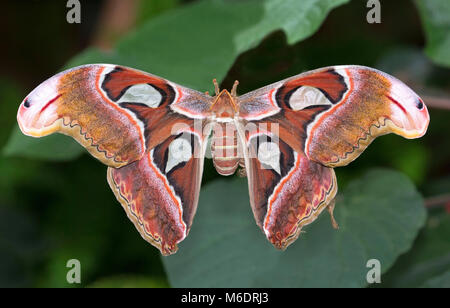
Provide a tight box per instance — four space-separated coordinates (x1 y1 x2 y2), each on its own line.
17 64 429 255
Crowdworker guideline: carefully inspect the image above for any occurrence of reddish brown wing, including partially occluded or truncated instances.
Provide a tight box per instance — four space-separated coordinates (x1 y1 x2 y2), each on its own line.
108 131 206 255
237 65 429 249
17 64 213 255
241 131 337 249
17 64 212 167
238 65 430 167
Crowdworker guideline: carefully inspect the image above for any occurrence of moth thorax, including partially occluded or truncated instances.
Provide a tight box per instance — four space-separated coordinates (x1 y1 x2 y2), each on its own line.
211 122 241 176
210 90 237 118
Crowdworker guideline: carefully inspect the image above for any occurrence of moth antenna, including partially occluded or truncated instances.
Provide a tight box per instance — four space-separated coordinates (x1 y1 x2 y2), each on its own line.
231 80 239 97
213 78 220 96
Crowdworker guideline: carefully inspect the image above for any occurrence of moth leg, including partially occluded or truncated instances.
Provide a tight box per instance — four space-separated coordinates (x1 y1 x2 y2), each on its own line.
327 198 339 229
238 168 247 178
237 158 246 177
231 80 239 97
212 78 220 95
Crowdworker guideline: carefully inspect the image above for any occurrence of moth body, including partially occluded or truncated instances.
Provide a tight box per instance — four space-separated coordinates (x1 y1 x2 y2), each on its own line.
210 121 241 176
209 83 244 176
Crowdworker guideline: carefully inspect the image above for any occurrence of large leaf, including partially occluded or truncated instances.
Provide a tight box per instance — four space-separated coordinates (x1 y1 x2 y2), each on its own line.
3 126 82 161
4 0 348 160
415 0 450 67
162 169 426 287
421 270 450 288
380 214 450 287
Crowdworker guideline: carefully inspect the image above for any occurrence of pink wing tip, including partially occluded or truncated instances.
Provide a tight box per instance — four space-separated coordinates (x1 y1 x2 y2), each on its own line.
17 75 62 137
387 79 430 139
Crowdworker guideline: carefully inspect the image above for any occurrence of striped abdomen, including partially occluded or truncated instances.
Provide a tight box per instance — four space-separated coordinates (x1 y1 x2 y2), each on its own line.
211 122 240 176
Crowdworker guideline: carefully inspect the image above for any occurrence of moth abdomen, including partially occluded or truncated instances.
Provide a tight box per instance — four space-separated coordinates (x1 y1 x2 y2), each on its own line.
211 122 241 176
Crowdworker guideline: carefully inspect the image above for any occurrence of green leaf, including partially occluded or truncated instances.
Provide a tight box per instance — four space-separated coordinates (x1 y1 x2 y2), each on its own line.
136 0 180 26
420 270 450 288
162 169 426 287
0 206 45 287
4 0 348 160
235 0 348 51
380 214 450 287
415 0 450 67
0 77 24 148
3 126 83 161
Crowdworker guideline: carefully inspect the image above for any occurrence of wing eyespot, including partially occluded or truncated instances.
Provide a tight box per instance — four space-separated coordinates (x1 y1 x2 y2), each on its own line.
417 100 424 110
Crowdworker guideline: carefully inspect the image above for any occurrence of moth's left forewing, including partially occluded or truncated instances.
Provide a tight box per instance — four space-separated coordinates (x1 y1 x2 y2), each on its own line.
17 64 214 167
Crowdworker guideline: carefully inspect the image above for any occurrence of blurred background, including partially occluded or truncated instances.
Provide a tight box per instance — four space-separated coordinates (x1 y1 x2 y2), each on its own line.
0 0 449 287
